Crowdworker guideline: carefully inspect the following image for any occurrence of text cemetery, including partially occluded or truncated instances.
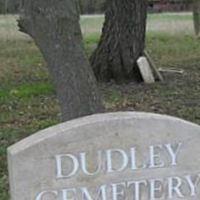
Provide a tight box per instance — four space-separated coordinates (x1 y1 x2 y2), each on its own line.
36 142 200 199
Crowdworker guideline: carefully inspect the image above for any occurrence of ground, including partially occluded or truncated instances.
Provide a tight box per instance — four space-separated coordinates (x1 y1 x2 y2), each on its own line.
0 13 200 199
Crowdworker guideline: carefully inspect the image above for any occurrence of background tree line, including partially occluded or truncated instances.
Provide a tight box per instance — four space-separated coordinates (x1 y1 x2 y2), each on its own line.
0 0 196 14
0 0 105 14
0 0 19 13
79 0 105 14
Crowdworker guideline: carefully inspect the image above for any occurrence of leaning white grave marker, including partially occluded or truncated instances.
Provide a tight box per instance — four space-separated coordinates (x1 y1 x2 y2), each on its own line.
137 57 155 84
7 112 200 200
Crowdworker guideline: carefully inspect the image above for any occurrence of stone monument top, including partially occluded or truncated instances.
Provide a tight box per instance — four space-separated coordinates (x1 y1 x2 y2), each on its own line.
7 112 200 200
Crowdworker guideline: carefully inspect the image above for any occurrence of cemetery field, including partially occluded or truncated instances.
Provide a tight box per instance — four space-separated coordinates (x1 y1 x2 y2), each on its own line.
0 13 200 199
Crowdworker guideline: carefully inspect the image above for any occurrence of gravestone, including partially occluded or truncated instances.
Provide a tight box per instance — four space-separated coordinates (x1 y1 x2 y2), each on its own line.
7 112 200 200
137 57 155 84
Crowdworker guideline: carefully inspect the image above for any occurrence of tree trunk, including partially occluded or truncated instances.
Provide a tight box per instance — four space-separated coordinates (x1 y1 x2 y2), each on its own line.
193 0 200 38
90 0 147 82
18 0 104 121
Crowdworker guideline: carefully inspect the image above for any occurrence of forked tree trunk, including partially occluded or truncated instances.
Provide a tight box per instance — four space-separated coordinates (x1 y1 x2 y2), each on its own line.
18 0 103 121
193 0 200 38
90 0 147 82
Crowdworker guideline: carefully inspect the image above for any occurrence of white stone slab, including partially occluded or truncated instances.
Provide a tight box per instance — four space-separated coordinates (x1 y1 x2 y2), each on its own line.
137 56 155 83
7 112 200 200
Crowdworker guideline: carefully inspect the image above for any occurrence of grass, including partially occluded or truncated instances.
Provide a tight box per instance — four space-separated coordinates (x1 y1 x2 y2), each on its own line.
0 13 200 199
0 12 195 40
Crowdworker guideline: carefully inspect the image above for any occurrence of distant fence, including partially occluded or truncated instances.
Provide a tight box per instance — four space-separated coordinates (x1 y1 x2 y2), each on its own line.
148 1 192 12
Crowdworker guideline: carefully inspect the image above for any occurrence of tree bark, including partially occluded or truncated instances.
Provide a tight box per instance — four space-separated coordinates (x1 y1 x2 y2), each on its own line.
18 0 104 121
90 0 147 83
193 0 200 38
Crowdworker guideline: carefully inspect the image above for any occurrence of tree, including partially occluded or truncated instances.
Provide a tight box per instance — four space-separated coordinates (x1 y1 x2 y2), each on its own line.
18 0 104 121
90 0 148 82
193 0 200 38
